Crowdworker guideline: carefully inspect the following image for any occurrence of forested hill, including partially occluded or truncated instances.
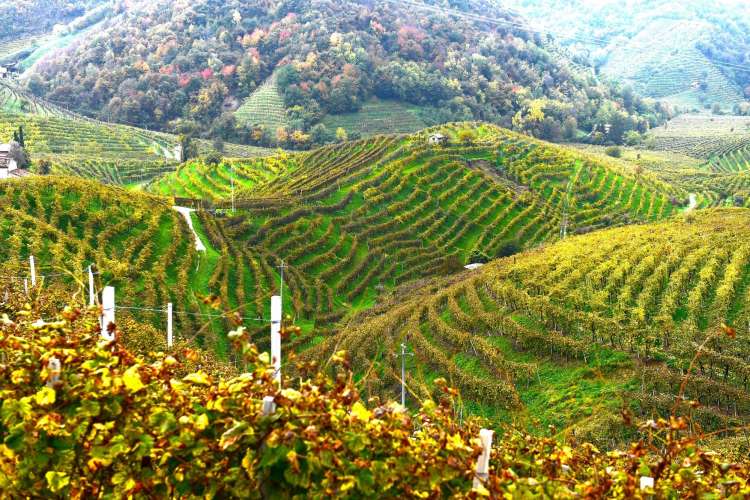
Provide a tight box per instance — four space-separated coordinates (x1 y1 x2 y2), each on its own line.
22 0 664 147
1 0 107 39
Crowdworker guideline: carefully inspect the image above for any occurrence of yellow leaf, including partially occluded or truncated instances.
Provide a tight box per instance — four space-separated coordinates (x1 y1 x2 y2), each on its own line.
183 371 210 385
123 366 145 394
195 413 209 431
45 471 70 493
34 386 56 407
351 401 371 422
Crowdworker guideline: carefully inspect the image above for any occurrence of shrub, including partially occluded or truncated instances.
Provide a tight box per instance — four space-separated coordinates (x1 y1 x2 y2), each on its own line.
468 248 490 265
604 146 622 158
495 240 521 258
203 150 223 166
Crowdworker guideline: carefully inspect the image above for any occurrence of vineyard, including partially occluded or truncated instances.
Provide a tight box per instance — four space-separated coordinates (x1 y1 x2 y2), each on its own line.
145 123 683 349
308 209 750 438
321 99 429 138
147 155 292 199
0 176 251 357
602 19 743 108
234 72 289 129
648 114 750 160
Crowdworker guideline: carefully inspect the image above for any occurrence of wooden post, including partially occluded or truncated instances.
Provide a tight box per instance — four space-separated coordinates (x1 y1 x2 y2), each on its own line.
88 265 95 306
473 429 494 489
167 302 173 348
271 295 282 386
101 286 116 341
29 255 36 287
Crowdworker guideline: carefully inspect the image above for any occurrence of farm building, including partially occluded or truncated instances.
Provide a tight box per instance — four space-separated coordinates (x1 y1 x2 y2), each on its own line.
428 133 448 146
0 143 26 179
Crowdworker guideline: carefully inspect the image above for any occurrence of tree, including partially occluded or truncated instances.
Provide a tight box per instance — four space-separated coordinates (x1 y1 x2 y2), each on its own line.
457 129 476 145
178 134 198 162
335 127 348 143
36 159 51 175
203 150 222 166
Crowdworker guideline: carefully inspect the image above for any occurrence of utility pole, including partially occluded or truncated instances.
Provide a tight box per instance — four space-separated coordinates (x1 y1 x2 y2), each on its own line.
399 343 414 406
230 164 235 214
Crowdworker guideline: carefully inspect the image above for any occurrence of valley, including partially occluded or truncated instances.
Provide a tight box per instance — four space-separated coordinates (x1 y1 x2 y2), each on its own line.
3 0 750 497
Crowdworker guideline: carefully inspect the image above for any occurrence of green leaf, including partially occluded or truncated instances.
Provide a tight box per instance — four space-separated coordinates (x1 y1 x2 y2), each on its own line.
220 421 250 450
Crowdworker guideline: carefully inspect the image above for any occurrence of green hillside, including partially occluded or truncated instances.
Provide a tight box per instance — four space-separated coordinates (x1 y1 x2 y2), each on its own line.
234 72 289 130
0 176 253 356
148 123 683 335
309 209 750 439
0 80 274 184
321 99 429 138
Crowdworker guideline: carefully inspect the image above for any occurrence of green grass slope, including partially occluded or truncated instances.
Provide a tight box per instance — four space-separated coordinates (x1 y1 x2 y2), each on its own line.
309 209 750 441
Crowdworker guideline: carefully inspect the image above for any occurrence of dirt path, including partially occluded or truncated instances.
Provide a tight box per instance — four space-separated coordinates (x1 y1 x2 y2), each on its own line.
173 206 207 252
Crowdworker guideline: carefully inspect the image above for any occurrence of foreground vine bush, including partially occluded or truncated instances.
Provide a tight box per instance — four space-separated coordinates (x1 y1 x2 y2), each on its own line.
1 300 750 498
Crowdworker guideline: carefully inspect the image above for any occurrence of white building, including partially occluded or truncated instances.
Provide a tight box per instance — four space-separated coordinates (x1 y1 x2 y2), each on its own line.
428 133 447 146
0 144 20 179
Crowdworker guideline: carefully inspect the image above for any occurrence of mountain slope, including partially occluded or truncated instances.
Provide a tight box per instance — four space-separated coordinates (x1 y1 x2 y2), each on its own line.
505 0 750 109
21 0 662 146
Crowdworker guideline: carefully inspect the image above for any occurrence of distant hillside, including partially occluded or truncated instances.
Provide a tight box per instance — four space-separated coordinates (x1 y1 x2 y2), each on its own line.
505 0 750 110
308 209 750 437
0 0 107 41
21 0 663 147
0 79 273 184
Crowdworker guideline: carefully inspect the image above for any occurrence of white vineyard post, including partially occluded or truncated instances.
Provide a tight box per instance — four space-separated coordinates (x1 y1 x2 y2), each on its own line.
472 429 494 489
46 357 61 387
88 265 95 306
167 302 173 348
101 286 116 341
262 395 276 416
271 295 282 386
24 278 28 295
29 255 36 287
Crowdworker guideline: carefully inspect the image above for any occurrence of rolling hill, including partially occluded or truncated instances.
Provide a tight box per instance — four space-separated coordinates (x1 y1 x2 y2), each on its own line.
308 208 750 440
147 123 684 336
0 79 273 184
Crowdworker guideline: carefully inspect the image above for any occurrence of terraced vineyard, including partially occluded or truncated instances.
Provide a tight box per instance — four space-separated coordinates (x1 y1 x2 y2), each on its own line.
148 124 683 342
602 19 743 108
648 114 750 160
234 72 289 129
309 209 750 436
0 176 259 356
321 99 428 138
148 156 291 199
